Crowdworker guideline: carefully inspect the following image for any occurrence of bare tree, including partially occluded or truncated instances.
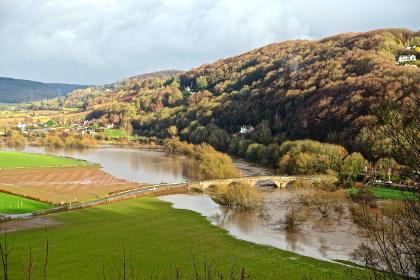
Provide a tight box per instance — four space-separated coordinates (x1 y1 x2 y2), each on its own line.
43 225 49 280
102 245 141 280
313 192 333 218
352 196 420 280
0 222 10 280
378 97 420 171
23 239 36 280
282 206 306 232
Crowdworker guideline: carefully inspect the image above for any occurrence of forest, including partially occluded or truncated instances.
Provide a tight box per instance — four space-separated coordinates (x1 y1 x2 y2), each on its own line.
29 28 420 174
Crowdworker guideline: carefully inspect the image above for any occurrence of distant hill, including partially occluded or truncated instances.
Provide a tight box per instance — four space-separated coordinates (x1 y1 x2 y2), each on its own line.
0 77 90 103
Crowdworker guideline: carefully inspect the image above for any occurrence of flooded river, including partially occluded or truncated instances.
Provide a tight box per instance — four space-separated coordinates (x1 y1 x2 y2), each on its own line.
160 189 364 262
2 145 275 184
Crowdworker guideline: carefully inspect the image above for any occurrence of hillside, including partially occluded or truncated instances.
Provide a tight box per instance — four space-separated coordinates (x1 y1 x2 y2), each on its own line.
0 77 89 103
32 28 420 167
130 69 184 81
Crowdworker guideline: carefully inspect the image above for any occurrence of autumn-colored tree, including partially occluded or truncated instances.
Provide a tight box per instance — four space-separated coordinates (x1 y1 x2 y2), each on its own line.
195 76 208 90
340 153 367 185
167 125 178 137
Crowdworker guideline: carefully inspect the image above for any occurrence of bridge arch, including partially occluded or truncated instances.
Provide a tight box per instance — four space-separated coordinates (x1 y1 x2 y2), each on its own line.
254 179 279 188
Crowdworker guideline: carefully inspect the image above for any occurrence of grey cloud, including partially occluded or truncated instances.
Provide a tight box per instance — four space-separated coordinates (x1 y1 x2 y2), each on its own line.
0 0 418 84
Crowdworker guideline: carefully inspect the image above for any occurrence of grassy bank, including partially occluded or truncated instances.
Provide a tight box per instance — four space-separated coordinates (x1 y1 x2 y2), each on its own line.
348 187 418 200
0 192 53 214
3 197 350 279
0 151 88 168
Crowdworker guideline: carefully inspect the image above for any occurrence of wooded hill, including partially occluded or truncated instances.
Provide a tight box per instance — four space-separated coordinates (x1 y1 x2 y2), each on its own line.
0 77 89 103
129 70 184 82
32 28 420 168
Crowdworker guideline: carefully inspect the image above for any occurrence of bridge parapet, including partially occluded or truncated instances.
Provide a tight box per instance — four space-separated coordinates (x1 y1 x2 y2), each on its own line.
198 176 295 190
196 175 332 190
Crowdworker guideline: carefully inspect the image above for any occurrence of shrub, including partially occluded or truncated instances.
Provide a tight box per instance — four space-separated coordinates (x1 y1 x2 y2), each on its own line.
312 191 336 218
277 140 347 174
246 143 266 162
292 179 316 206
312 176 338 191
276 140 348 175
164 138 239 179
350 187 377 208
197 144 240 179
43 133 97 148
211 181 263 210
282 206 306 232
5 133 26 147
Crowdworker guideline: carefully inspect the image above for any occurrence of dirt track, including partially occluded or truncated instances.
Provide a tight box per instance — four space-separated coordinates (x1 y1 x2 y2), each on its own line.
0 216 59 233
0 166 147 203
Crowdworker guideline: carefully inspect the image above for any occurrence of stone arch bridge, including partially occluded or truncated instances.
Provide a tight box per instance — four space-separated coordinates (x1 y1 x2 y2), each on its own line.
196 175 329 190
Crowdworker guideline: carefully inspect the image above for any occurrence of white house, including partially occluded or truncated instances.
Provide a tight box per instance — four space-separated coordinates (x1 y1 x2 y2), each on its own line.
240 125 254 134
16 122 26 129
398 55 416 63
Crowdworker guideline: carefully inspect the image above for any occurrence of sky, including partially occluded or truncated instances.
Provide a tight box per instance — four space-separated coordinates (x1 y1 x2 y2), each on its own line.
0 0 419 85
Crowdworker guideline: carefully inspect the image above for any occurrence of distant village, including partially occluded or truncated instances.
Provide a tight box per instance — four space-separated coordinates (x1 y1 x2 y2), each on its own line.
13 120 114 135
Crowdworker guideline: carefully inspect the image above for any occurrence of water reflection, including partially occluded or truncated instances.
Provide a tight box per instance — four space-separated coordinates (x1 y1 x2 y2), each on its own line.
160 191 364 262
285 230 304 252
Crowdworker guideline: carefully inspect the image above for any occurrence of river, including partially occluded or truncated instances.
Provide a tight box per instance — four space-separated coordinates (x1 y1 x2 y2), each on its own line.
2 145 275 184
159 190 363 262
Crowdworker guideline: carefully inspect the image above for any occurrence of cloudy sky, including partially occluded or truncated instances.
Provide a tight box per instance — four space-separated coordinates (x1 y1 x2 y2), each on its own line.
0 0 419 85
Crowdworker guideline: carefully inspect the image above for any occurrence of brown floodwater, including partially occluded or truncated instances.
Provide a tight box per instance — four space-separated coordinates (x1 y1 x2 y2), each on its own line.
160 188 365 262
2 145 275 184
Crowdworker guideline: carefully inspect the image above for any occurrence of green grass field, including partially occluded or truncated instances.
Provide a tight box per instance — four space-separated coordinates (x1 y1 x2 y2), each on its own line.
0 192 53 214
102 128 138 141
4 197 351 279
0 151 88 168
102 128 124 139
348 187 418 200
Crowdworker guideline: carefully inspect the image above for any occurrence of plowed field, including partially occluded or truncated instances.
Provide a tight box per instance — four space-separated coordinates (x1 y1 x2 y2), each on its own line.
0 166 147 203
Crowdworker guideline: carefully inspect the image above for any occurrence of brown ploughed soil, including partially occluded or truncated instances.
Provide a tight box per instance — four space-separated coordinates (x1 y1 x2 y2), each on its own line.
0 166 147 203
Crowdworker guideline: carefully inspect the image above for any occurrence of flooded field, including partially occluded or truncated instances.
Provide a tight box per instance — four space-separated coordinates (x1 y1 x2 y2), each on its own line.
160 188 365 262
